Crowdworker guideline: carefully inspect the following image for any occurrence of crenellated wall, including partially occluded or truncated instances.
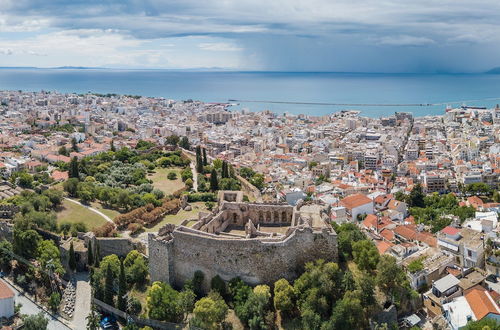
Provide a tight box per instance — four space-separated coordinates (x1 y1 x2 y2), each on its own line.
149 225 337 291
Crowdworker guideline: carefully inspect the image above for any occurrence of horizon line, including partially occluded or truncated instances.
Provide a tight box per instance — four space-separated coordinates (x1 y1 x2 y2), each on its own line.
0 66 499 75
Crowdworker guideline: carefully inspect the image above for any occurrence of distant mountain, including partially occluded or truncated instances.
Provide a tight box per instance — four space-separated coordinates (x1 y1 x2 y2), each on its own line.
486 67 500 74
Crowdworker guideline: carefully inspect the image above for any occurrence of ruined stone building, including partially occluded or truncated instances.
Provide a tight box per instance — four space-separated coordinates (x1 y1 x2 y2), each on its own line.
149 191 338 291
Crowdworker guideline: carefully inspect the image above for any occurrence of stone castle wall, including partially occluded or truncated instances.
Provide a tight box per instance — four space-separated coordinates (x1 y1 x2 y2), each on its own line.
96 237 135 257
149 226 337 291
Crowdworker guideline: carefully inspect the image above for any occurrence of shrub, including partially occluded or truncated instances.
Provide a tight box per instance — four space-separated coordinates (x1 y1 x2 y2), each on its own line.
167 172 177 180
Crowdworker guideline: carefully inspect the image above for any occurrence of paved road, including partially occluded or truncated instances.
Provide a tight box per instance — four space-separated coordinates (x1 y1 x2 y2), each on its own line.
72 273 92 330
3 280 71 330
190 161 198 191
64 198 114 224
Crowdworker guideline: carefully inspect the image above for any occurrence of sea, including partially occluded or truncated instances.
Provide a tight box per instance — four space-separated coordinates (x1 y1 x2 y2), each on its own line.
1 68 500 118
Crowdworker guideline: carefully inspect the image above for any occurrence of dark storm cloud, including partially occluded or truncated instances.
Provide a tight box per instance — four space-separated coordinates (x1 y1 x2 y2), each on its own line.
3 0 500 71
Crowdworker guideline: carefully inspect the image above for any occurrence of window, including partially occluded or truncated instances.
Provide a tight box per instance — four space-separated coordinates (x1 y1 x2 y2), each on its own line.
468 250 472 257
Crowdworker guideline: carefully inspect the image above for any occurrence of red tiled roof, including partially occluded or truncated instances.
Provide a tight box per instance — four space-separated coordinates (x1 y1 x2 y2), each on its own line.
0 280 14 299
340 193 372 210
441 226 460 236
376 240 393 254
394 225 417 240
465 287 500 320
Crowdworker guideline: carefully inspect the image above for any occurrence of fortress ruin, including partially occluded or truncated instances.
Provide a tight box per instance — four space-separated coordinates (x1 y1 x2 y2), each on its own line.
148 191 337 290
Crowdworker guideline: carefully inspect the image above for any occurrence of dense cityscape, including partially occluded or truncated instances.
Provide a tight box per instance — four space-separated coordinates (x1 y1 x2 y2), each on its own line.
0 90 496 329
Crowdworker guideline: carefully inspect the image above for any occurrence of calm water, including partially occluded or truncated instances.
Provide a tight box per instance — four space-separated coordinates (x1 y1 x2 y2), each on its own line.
1 69 500 117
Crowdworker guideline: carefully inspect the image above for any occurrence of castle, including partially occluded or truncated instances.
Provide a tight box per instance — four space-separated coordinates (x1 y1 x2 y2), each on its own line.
148 191 338 290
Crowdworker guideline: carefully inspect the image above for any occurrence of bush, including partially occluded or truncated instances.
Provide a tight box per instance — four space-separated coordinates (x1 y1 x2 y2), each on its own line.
167 172 177 180
186 192 217 203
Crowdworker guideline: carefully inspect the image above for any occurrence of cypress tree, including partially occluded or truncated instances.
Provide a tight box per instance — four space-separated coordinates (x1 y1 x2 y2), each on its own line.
196 146 203 173
117 259 127 311
94 243 100 268
69 156 79 179
69 241 77 271
104 263 115 306
210 169 219 192
202 148 208 166
71 137 78 152
222 161 229 178
87 241 93 267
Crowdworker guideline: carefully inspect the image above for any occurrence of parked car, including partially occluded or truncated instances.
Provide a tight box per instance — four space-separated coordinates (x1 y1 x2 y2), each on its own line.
100 315 119 330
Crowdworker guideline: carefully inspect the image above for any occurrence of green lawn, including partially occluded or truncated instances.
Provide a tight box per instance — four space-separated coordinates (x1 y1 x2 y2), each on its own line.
147 167 186 195
90 202 121 220
145 202 207 232
56 199 108 229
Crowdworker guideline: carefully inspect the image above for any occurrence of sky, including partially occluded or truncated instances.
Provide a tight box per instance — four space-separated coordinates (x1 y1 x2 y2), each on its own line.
1 0 500 72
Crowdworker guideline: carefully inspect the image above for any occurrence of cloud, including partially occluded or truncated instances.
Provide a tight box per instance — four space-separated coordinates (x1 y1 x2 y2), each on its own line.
0 49 13 55
377 35 436 47
199 42 242 52
2 0 500 71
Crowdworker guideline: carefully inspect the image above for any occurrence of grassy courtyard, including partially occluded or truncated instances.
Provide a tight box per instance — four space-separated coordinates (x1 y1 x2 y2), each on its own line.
147 167 186 195
145 202 208 232
56 199 108 229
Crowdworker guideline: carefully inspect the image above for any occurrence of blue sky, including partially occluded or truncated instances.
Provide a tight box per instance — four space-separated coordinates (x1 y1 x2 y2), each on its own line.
1 0 500 72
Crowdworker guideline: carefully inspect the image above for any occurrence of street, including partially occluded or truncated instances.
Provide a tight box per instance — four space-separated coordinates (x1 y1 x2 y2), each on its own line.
3 280 72 330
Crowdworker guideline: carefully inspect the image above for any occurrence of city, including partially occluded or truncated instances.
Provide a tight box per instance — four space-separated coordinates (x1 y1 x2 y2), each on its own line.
0 90 497 329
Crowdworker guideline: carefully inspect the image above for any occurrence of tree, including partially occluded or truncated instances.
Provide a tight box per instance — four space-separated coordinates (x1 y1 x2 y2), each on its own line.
117 259 127 311
293 260 343 321
127 296 142 316
100 254 120 278
210 169 219 192
326 292 365 330
165 135 180 146
69 156 79 179
356 272 376 307
87 241 93 266
192 270 205 298
210 275 227 298
104 263 115 306
13 229 40 259
196 146 203 173
221 161 229 178
463 318 500 330
48 292 61 313
22 312 48 330
409 184 425 208
274 278 296 316
146 281 184 322
342 271 356 292
335 223 366 260
167 172 177 180
178 289 196 321
110 140 116 152
124 250 148 284
71 137 79 152
352 240 380 271
237 285 272 330
63 178 79 197
179 136 190 150
86 304 101 330
0 240 13 270
37 240 65 276
202 148 207 166
17 172 34 188
94 242 101 267
68 241 77 271
376 254 417 311
58 146 69 156
191 291 229 330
